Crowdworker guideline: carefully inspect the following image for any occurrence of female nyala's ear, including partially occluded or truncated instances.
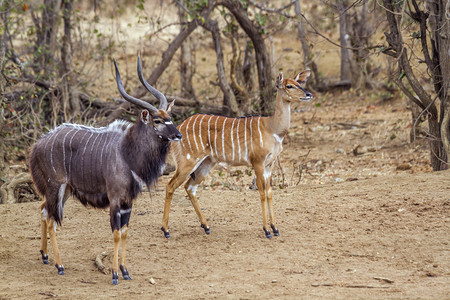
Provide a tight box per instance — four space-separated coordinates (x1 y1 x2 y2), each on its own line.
140 109 150 124
294 69 311 85
276 72 284 88
167 100 175 114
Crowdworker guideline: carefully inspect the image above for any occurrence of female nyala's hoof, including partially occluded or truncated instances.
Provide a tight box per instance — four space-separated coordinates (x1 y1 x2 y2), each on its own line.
55 264 64 275
112 272 119 285
201 224 210 234
40 250 49 264
271 224 280 236
120 265 132 280
161 227 171 238
263 227 272 239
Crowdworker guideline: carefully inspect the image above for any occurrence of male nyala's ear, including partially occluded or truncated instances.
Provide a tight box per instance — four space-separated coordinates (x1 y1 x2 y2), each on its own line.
167 100 175 114
276 72 284 88
294 69 311 85
140 109 150 124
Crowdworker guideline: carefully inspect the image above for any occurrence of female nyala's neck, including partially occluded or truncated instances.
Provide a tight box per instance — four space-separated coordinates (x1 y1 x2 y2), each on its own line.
265 90 291 137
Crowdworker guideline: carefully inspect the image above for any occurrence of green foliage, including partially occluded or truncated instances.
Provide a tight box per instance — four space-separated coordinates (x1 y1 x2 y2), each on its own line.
411 31 421 39
184 0 208 22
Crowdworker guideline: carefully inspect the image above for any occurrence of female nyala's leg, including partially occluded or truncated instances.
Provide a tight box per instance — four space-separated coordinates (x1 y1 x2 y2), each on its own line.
266 182 279 236
162 160 198 238
184 157 216 235
253 165 271 238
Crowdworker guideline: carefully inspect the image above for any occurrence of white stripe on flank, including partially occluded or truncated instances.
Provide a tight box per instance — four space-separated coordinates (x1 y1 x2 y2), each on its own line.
192 114 200 152
50 129 62 175
244 118 248 162
258 116 263 147
236 118 241 162
62 128 76 180
98 132 108 174
222 118 227 160
185 116 193 152
230 118 236 161
71 130 87 180
199 115 206 150
207 115 214 157
250 117 254 156
81 132 94 179
214 116 219 158
89 132 102 184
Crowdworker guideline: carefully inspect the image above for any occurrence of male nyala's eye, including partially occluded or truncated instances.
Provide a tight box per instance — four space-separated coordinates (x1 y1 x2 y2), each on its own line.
154 120 162 124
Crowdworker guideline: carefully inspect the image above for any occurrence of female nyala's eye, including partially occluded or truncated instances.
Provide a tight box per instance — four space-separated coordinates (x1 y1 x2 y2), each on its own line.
286 85 294 89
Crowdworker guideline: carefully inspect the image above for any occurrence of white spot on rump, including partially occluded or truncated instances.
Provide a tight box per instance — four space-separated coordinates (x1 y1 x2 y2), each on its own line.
187 153 191 160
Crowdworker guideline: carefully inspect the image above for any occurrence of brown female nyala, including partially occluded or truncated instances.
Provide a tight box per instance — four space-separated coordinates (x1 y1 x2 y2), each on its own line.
30 55 181 285
162 69 312 238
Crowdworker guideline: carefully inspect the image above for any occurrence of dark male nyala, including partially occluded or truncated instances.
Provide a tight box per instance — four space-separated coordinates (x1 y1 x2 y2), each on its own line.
30 55 181 285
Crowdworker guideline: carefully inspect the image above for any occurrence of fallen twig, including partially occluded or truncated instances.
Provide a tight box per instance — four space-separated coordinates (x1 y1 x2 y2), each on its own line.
373 277 394 284
94 251 110 275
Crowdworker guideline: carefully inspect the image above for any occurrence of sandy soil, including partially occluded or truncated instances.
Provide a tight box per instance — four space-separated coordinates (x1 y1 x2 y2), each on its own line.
1 94 449 299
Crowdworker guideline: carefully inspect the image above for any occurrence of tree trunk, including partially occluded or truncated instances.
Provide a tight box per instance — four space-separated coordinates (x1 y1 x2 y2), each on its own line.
134 1 216 99
220 0 273 114
381 0 448 171
229 21 251 115
202 19 240 116
428 0 449 169
102 1 217 124
178 5 197 103
295 0 321 90
61 0 80 121
36 0 62 79
336 0 354 85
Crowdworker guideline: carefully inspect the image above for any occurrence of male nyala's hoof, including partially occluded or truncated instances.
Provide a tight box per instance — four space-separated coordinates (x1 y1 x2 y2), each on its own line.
40 250 49 264
112 272 119 285
263 228 272 239
161 227 171 238
271 224 280 236
201 224 211 234
55 264 64 275
120 265 132 280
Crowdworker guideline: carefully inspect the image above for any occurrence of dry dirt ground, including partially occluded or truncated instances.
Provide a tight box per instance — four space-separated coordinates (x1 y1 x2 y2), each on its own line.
1 94 449 299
